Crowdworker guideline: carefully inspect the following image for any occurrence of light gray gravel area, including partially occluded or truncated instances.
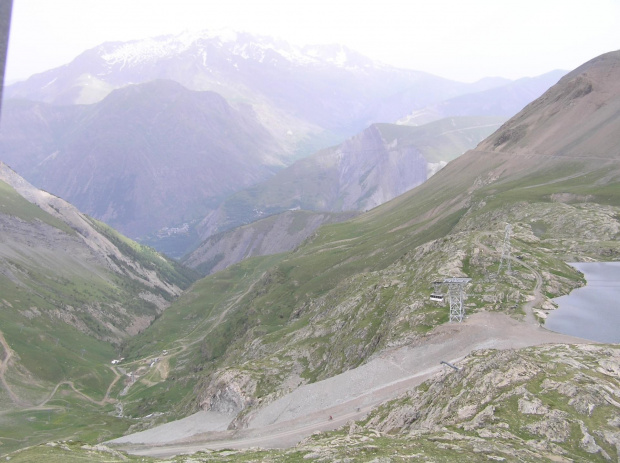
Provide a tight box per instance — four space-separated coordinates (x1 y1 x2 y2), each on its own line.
246 310 587 430
108 410 233 444
109 311 592 456
247 336 456 429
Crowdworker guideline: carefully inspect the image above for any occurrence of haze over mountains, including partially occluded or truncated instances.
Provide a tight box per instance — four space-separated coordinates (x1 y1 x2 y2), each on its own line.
4 30 478 145
397 70 566 126
1 79 284 237
185 116 505 273
2 24 618 460
0 30 565 257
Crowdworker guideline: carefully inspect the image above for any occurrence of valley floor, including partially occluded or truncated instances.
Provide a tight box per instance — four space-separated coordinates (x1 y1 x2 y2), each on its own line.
109 310 592 459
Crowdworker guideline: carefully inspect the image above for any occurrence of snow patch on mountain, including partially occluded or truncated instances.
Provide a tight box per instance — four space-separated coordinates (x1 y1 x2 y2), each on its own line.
305 45 348 67
99 29 369 71
100 29 236 67
101 37 188 68
229 38 335 67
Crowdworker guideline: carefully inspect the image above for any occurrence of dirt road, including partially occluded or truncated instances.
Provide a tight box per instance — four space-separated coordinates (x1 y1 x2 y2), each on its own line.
0 330 28 406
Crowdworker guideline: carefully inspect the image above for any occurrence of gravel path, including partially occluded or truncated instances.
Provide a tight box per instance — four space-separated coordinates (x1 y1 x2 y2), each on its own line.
110 311 592 458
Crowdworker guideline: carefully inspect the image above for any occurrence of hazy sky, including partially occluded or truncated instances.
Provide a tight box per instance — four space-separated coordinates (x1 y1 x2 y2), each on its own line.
5 0 620 83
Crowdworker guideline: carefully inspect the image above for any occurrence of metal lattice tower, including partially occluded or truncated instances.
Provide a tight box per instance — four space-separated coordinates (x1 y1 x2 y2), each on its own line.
444 278 472 323
498 224 512 274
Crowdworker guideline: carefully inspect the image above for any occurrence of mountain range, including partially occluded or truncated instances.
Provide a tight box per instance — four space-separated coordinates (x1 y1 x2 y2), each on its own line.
397 70 566 125
185 115 505 271
1 31 564 257
1 28 618 460
4 30 482 145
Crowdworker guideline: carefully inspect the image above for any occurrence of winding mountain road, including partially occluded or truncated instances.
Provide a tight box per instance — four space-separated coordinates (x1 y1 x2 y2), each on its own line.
0 229 591 459
0 329 120 410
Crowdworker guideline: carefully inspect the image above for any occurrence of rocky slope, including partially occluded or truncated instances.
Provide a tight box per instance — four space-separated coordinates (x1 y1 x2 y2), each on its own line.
362 344 620 462
9 343 618 462
286 344 620 463
478 50 620 157
0 161 195 340
183 210 358 275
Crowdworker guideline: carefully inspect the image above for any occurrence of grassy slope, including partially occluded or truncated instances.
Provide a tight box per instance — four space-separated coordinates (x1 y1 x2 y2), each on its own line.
0 264 133 453
0 180 118 390
87 217 198 291
0 180 200 455
0 180 74 233
185 209 358 276
118 143 620 426
376 115 505 163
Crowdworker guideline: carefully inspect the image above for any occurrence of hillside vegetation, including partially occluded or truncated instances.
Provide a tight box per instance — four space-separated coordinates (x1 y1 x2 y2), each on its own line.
184 210 359 276
0 163 197 453
116 52 620 434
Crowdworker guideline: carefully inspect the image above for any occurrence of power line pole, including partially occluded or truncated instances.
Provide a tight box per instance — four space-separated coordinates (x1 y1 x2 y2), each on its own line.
444 278 472 323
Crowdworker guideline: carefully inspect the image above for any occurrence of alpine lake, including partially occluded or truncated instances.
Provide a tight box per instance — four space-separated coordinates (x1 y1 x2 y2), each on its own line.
547 262 620 343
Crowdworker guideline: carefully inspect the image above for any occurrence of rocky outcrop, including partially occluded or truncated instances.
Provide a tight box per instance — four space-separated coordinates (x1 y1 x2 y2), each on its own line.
365 344 620 461
199 370 257 418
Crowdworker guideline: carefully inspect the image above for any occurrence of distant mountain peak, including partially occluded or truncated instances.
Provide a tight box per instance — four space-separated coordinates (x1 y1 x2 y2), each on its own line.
94 29 376 73
99 28 239 67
